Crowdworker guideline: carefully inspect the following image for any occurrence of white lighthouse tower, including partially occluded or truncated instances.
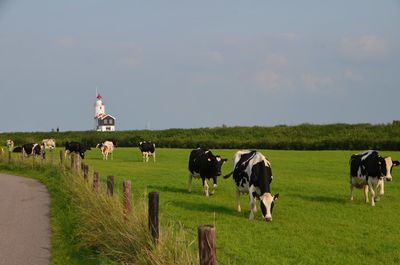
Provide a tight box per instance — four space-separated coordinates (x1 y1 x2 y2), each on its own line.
94 93 116 131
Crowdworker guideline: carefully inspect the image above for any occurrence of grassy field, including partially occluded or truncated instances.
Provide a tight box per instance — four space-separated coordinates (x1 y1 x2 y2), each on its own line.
2 148 399 264
71 148 400 265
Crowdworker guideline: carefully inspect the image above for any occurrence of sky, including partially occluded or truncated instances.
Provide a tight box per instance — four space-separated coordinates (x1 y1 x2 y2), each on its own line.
0 1 399 132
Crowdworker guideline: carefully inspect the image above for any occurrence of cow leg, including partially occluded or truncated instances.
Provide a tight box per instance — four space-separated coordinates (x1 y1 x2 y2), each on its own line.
203 179 209 197
210 177 217 195
350 184 355 201
363 185 369 203
249 194 256 220
188 173 193 193
367 181 375 206
377 178 384 200
236 189 241 212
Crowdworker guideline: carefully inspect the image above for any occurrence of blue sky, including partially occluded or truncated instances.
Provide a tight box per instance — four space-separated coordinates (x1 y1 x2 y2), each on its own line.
1 1 399 132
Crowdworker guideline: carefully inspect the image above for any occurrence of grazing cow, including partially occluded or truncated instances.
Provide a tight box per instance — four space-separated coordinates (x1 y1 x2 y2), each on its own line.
139 141 156 162
65 141 89 159
6 139 14 152
349 150 399 206
188 148 227 196
96 141 114 160
13 146 23 153
42 139 56 150
22 143 42 157
224 150 279 222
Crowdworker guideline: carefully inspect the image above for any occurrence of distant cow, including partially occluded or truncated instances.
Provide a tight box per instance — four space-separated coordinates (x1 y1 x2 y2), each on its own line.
6 139 14 152
42 139 56 150
65 142 89 159
13 146 23 153
139 141 156 162
224 150 279 222
188 148 227 196
96 141 114 160
22 143 42 157
350 150 399 206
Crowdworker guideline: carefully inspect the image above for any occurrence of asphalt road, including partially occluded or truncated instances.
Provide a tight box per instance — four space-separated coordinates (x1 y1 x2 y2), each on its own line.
0 173 51 265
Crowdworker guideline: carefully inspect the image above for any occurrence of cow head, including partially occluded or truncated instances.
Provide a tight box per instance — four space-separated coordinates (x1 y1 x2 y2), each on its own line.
80 147 91 159
207 154 228 177
381 157 400 181
259 193 279 222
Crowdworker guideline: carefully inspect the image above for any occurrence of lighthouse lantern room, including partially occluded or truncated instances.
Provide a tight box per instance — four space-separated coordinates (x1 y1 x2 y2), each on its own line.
94 94 116 131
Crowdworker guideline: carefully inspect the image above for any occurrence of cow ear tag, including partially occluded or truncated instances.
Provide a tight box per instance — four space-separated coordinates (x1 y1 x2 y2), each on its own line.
208 158 211 162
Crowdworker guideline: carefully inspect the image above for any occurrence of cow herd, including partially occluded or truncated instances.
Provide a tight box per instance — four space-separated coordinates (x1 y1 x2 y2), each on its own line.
2 138 399 222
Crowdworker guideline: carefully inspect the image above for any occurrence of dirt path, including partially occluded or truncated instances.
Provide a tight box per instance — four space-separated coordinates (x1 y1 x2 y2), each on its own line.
0 173 51 265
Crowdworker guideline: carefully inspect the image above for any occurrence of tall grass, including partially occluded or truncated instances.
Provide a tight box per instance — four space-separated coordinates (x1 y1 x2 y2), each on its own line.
66 170 196 264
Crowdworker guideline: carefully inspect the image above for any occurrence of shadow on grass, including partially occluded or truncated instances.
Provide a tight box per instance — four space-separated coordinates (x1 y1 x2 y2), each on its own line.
291 193 346 204
167 200 244 218
147 184 188 194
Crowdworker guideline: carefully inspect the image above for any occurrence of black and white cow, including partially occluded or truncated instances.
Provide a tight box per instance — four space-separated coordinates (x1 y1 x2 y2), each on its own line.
224 150 279 222
22 143 42 157
349 150 399 206
65 141 89 159
138 141 156 162
188 148 227 196
13 146 23 153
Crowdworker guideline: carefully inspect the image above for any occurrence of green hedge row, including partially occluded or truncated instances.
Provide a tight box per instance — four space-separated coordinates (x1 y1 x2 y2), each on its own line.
1 123 400 150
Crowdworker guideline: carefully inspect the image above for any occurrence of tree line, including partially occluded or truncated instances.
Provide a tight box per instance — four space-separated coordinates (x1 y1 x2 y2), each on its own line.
1 123 400 150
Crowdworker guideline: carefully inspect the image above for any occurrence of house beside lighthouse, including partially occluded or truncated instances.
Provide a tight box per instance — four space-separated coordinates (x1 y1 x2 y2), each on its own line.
94 93 116 131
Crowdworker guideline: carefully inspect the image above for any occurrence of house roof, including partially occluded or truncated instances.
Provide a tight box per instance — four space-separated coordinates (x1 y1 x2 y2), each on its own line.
95 113 116 120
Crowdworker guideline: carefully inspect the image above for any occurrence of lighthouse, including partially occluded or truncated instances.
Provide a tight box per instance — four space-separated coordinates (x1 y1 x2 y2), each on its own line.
94 93 116 131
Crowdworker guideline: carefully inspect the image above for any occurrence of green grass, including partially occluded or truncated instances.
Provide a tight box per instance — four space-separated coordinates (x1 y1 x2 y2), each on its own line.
81 148 400 265
2 148 400 264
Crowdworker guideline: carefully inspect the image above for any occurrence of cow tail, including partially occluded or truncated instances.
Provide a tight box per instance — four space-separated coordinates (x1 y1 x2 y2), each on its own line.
223 171 234 179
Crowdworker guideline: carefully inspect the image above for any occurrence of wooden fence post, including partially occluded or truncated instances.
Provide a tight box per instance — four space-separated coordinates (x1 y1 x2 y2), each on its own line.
83 165 89 181
93 172 100 191
76 154 81 172
198 225 217 265
148 192 159 243
123 180 132 213
8 151 11 164
70 152 75 169
107 176 114 196
50 149 53 164
59 150 64 165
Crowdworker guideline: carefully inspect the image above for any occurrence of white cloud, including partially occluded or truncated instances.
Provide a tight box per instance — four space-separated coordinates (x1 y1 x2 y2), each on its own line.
275 32 298 41
55 36 79 48
302 74 334 93
341 35 389 61
265 54 288 66
205 51 224 63
344 69 362 81
256 69 282 93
